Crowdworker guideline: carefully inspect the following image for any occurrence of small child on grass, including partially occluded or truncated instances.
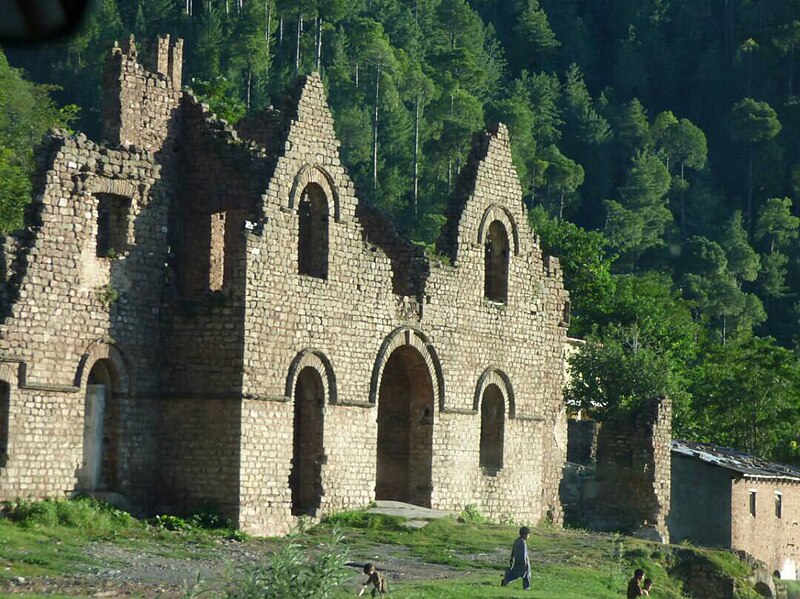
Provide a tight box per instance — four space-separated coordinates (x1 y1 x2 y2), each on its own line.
358 562 388 597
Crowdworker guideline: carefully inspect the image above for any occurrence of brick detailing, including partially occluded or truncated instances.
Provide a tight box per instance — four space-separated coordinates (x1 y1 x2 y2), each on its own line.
0 36 570 535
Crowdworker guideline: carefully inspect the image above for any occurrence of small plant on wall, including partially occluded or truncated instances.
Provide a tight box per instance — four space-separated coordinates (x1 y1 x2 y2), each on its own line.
95 283 119 307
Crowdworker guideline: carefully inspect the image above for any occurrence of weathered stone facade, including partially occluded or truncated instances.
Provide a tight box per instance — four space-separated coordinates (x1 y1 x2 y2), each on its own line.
0 36 570 535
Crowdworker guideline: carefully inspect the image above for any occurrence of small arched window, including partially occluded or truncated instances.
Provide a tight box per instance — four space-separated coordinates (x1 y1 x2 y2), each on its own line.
479 384 505 472
298 183 329 279
484 220 509 303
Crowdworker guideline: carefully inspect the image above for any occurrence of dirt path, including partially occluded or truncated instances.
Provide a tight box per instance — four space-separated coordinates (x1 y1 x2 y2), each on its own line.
0 536 472 597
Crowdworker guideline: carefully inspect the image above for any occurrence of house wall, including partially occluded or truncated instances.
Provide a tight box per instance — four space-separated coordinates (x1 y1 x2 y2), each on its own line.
731 478 800 580
668 455 732 548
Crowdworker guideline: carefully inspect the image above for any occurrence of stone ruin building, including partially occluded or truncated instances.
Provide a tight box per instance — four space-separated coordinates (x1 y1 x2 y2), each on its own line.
0 36 570 535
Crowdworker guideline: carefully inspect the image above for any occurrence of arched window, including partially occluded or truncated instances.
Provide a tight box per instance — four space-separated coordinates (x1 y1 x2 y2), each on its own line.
479 384 505 472
484 220 509 303
0 381 9 466
298 183 329 279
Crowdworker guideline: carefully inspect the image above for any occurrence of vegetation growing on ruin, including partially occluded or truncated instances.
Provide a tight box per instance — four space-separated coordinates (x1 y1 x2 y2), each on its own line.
4 0 800 462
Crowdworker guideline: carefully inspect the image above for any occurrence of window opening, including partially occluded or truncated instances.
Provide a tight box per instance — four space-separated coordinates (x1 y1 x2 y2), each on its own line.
96 194 130 257
749 490 757 517
298 183 329 279
209 211 226 291
484 220 509 303
776 493 783 519
479 384 505 472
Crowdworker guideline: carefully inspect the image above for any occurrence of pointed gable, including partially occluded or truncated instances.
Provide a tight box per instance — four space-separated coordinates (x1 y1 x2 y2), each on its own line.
436 123 527 265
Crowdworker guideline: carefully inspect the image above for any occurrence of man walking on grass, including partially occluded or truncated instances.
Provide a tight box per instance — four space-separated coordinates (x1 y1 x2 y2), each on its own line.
501 526 532 591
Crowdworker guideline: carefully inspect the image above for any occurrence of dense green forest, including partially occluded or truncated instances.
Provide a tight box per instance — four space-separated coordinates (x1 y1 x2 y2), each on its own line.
4 0 800 463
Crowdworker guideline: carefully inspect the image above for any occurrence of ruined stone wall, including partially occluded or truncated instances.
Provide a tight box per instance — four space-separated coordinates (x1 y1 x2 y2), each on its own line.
102 36 182 153
1 40 571 535
156 397 241 521
567 419 598 465
731 478 800 580
588 397 672 541
419 126 569 523
158 96 272 398
0 130 168 500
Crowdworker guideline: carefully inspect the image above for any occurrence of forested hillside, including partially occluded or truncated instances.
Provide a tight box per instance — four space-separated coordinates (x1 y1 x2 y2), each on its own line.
4 0 800 463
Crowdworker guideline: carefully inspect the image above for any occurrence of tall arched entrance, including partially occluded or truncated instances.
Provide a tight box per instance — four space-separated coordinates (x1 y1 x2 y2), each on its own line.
80 359 121 492
291 366 325 516
376 345 434 507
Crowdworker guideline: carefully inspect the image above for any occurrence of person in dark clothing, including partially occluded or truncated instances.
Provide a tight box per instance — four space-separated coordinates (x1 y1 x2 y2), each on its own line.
501 526 532 590
627 568 645 598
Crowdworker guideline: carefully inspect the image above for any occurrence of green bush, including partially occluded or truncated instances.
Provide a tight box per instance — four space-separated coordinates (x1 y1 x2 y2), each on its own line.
152 514 194 532
184 529 350 599
459 504 487 524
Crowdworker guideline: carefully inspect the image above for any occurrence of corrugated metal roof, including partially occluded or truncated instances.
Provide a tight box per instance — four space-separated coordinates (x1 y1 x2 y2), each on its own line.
671 439 800 482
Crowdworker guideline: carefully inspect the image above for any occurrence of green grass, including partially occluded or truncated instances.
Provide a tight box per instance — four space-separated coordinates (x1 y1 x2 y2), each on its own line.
0 497 243 578
0 595 86 599
0 500 765 598
778 580 800 599
317 512 689 597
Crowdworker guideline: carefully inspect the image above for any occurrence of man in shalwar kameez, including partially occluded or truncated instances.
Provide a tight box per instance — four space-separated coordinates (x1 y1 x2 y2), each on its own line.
501 526 532 590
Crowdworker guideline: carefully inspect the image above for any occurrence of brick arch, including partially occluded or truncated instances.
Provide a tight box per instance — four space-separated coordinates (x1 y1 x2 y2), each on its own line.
288 165 340 222
285 349 338 404
477 204 520 256
89 176 139 200
75 342 130 394
473 367 515 418
369 327 444 410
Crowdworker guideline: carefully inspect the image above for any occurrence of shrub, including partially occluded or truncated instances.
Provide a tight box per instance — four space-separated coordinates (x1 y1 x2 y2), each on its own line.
181 529 350 599
459 504 487 524
1 497 136 533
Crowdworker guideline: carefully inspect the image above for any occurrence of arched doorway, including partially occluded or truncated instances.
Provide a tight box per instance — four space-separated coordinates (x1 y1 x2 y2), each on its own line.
291 366 325 516
479 384 505 472
80 359 121 492
376 345 434 507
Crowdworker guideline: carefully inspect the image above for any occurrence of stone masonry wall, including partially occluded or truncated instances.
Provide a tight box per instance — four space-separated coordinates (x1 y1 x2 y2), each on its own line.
589 397 672 541
1 39 571 536
237 78 569 533
102 36 182 153
0 128 168 500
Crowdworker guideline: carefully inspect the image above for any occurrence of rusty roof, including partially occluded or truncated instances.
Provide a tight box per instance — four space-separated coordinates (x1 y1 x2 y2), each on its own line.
672 439 800 482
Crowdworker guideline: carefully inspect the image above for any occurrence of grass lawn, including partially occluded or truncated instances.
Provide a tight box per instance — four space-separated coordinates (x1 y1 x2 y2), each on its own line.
0 499 766 598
